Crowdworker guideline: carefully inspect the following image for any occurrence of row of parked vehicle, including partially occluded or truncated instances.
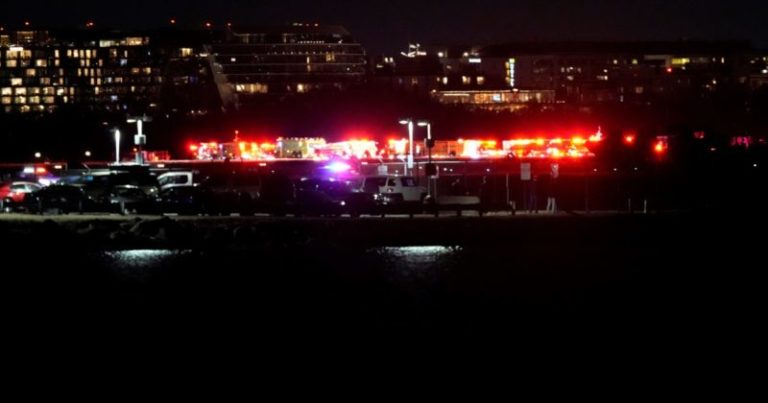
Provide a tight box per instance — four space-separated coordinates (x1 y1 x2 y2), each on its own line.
1 168 430 217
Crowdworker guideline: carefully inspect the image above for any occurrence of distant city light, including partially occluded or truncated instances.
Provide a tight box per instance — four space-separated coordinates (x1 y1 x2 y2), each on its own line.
34 152 41 159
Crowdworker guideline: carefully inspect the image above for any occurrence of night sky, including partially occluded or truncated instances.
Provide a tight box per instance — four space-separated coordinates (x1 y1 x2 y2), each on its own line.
4 0 768 53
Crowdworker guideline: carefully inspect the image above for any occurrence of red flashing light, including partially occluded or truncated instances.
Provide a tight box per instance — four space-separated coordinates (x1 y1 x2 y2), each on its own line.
666 67 673 74
624 135 636 145
170 19 177 25
654 140 668 154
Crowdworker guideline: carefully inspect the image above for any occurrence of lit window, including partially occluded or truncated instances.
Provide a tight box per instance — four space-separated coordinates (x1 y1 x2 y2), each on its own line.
442 77 448 85
477 76 485 85
6 60 17 68
28 87 40 95
15 87 27 95
35 59 47 67
11 78 23 86
1 97 11 105
26 69 36 77
1 87 11 96
122 37 145 46
28 96 40 104
462 76 471 85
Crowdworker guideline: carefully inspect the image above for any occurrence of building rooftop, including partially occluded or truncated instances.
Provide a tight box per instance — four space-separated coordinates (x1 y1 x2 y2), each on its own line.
480 40 756 57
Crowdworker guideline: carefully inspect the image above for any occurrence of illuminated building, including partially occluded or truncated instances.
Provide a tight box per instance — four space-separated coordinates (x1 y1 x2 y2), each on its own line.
208 24 367 109
0 28 215 114
477 40 766 104
0 29 161 113
431 89 555 112
377 40 768 107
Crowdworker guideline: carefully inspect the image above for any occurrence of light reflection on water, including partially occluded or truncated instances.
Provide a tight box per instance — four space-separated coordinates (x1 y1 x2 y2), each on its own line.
379 246 458 266
101 249 192 280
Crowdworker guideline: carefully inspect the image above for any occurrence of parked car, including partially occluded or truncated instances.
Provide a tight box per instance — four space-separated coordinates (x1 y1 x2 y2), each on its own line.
106 185 154 215
1 181 43 212
295 178 377 217
155 186 219 216
258 173 296 216
22 185 96 214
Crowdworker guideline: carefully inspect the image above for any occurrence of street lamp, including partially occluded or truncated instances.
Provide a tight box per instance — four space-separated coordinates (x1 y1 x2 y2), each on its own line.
84 150 92 158
417 121 435 198
127 116 151 165
34 152 42 159
399 119 415 175
114 129 121 164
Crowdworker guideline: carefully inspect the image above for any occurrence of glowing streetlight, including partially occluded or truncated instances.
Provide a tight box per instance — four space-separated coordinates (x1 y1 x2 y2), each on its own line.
34 152 41 159
399 119 415 174
114 129 121 164
84 150 92 158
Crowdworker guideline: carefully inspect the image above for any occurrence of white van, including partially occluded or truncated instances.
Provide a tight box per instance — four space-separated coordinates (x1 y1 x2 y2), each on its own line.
157 171 196 191
357 176 426 204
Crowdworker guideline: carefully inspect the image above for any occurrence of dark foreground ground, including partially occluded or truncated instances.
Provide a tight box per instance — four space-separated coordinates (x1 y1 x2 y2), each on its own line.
1 212 765 367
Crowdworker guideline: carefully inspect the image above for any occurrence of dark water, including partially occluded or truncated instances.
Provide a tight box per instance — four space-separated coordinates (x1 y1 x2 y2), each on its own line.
5 216 765 361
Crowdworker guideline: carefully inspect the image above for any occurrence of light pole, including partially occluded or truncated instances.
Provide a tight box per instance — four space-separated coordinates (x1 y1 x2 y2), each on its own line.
127 115 152 165
417 121 434 198
399 119 415 175
114 129 121 164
